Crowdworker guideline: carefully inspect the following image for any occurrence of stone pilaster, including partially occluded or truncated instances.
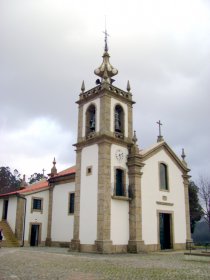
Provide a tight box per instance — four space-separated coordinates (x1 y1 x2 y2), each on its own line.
45 185 54 246
183 173 192 245
95 141 112 253
100 91 111 136
127 104 133 141
77 105 83 142
127 144 145 253
69 148 82 251
15 196 25 243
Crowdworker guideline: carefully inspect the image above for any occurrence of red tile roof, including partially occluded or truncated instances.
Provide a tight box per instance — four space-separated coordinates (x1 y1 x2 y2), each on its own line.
0 165 76 198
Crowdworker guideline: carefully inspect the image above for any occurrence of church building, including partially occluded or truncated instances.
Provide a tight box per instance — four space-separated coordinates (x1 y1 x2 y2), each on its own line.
0 35 191 253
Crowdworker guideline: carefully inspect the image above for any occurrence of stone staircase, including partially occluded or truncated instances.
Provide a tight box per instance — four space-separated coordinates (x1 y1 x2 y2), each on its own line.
0 220 19 247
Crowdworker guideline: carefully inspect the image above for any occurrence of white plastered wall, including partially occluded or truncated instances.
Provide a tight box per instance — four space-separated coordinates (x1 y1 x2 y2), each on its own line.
110 98 128 137
111 199 129 244
80 144 98 244
51 182 75 242
110 144 129 244
82 99 100 137
7 196 18 232
24 190 49 242
141 149 186 245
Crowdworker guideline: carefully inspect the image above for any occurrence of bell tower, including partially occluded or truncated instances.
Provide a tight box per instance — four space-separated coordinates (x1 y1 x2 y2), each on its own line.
70 32 138 253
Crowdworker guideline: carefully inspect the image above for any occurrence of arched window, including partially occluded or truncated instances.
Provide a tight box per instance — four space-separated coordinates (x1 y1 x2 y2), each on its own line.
86 104 96 136
114 105 124 134
160 163 169 190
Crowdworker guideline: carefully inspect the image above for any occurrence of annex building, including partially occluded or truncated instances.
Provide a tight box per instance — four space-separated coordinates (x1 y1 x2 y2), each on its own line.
0 37 191 253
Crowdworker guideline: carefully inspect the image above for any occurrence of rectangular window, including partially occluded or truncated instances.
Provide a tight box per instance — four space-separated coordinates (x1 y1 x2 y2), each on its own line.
160 163 169 191
31 197 43 213
115 169 124 196
69 193 75 214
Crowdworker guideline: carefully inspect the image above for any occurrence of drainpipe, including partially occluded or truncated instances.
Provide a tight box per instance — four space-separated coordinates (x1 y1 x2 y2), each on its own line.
17 194 27 247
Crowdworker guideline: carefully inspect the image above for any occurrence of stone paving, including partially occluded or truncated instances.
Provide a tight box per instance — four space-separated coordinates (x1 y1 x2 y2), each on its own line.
0 247 210 280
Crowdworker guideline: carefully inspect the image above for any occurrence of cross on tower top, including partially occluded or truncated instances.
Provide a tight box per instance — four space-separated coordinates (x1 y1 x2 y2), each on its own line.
156 120 164 142
103 16 109 52
103 29 109 52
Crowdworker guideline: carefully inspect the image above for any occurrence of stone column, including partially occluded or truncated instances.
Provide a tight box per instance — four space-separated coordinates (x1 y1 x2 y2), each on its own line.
70 148 82 251
95 141 112 253
127 142 145 253
45 185 54 246
183 173 192 247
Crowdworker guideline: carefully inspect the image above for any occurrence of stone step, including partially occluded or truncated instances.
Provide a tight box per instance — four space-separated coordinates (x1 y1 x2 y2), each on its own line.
0 220 19 247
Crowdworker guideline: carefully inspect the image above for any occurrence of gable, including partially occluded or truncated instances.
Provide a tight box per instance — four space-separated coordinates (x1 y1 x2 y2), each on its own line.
140 141 190 174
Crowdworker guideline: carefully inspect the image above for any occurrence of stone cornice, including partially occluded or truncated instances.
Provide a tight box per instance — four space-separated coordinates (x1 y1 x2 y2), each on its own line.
48 173 75 184
74 133 133 149
76 84 135 106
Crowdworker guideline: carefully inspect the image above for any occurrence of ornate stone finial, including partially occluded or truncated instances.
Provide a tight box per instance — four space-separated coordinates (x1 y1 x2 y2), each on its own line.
157 120 164 142
81 80 85 93
94 29 118 84
130 130 139 154
127 80 131 92
51 157 57 176
20 174 27 189
181 148 187 165
132 130 138 145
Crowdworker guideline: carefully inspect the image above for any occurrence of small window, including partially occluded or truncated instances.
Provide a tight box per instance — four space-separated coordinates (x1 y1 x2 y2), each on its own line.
69 193 75 214
31 197 43 213
86 166 92 176
115 169 125 196
160 163 169 191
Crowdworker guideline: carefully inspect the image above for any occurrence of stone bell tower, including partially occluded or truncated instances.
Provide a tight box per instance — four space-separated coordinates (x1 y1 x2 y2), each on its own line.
70 31 142 253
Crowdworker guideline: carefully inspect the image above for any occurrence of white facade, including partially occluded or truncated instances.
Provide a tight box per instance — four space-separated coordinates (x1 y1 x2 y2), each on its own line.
51 182 75 242
24 190 49 243
111 199 129 244
141 148 187 245
80 144 98 244
6 196 17 232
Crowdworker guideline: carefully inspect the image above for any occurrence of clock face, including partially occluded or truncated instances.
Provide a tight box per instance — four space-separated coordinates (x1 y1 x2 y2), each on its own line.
115 149 124 161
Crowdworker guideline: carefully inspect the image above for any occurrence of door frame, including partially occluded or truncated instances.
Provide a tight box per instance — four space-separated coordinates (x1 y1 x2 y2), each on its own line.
29 222 42 246
157 210 174 250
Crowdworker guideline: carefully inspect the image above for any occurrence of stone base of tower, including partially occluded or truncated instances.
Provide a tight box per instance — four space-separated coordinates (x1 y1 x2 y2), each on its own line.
69 239 80 252
45 237 52 247
95 240 113 254
127 240 145 253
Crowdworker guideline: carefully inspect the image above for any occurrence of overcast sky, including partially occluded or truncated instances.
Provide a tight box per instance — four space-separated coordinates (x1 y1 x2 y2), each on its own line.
0 0 209 182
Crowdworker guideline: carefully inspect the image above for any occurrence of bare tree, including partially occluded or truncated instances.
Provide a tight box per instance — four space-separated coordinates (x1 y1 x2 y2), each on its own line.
198 175 210 231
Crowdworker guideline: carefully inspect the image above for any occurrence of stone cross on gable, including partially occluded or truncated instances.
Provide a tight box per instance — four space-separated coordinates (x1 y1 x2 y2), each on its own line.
42 168 46 176
156 120 164 142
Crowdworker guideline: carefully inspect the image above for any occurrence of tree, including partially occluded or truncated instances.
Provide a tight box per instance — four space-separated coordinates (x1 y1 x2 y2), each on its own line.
28 173 47 184
189 181 203 233
198 175 210 231
0 166 21 194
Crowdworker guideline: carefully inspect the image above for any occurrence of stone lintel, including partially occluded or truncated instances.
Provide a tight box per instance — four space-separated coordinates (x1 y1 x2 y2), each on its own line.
128 240 145 253
95 240 113 254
